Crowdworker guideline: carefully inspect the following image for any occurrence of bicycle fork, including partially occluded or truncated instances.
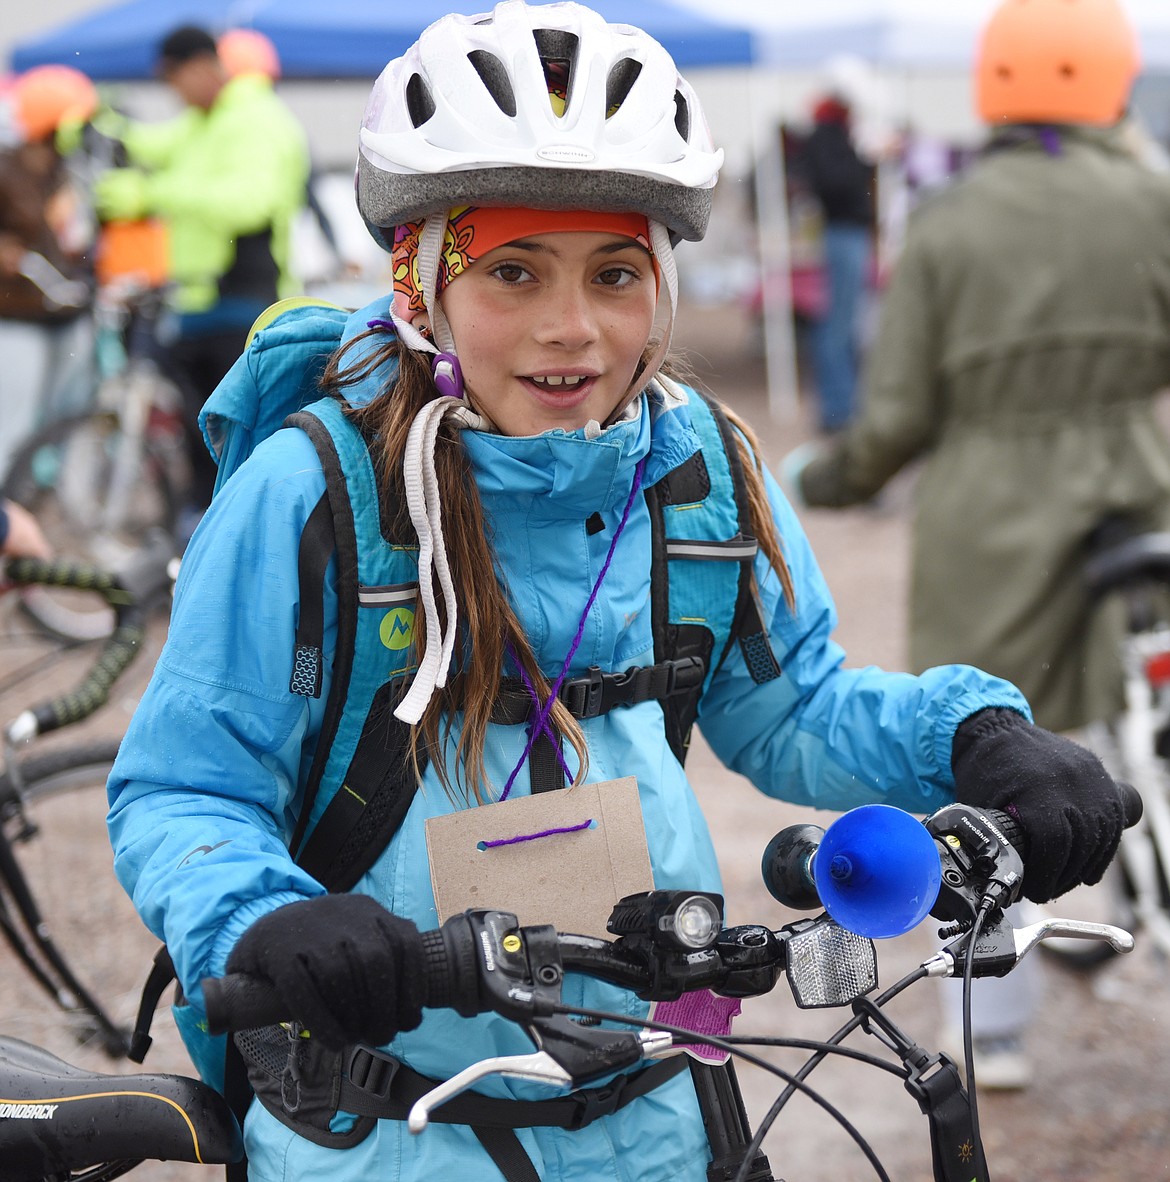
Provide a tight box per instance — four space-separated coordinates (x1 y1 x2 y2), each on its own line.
0 820 130 1057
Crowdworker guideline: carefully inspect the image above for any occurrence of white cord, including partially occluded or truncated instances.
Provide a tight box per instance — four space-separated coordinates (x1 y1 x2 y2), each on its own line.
394 396 483 724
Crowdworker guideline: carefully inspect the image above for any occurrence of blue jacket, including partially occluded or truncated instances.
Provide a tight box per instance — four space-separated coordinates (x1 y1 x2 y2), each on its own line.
107 302 1029 1182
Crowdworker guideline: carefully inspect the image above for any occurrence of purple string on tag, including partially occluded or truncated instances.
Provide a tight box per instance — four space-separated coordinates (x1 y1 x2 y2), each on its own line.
509 652 576 783
477 818 596 850
499 456 647 801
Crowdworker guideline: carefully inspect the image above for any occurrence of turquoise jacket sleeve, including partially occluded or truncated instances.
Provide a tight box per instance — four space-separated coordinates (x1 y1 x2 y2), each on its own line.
106 430 330 1005
696 465 1032 815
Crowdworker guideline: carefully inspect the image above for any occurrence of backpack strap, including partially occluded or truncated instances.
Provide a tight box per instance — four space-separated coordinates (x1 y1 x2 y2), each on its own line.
701 391 783 687
284 405 369 868
275 398 429 894
650 387 781 765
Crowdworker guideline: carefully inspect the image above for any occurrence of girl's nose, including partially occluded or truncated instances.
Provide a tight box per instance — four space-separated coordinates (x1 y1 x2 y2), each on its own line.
534 282 599 350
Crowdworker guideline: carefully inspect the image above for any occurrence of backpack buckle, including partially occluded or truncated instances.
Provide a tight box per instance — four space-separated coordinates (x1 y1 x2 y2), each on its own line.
560 667 605 719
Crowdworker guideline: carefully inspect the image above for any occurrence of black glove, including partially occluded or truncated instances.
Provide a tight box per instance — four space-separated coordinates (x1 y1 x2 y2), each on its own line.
951 708 1126 903
226 894 428 1049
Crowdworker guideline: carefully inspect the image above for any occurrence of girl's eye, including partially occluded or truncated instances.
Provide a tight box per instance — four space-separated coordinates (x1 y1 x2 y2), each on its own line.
489 262 533 285
596 266 638 288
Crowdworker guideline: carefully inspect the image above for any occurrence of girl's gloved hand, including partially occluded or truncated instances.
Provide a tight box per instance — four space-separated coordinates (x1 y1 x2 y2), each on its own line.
225 894 428 1049
951 708 1127 903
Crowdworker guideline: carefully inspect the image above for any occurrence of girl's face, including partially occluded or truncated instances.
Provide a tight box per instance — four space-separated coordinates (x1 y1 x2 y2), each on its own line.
438 230 658 437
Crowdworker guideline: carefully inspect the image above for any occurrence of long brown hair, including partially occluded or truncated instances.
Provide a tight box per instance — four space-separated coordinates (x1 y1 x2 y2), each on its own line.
321 330 793 804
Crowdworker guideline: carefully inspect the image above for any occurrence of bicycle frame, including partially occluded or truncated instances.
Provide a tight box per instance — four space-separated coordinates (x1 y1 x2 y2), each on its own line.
0 556 159 1057
1111 623 1170 956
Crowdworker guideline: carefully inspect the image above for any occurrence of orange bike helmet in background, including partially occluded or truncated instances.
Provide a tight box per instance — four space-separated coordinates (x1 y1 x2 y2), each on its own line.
217 29 281 80
13 65 99 143
976 0 1140 126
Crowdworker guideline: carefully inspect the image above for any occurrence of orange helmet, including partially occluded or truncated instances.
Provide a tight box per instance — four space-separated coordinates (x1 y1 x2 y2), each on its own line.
13 65 99 143
217 29 281 80
976 0 1140 126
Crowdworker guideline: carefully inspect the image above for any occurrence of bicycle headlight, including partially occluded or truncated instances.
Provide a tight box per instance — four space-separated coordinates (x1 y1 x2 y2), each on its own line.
660 894 723 950
607 891 724 951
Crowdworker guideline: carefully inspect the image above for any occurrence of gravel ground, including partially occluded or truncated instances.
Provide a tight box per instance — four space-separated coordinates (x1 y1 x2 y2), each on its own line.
1 299 1168 1181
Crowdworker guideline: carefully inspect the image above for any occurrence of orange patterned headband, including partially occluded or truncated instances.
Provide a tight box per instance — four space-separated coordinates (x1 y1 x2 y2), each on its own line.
391 206 653 324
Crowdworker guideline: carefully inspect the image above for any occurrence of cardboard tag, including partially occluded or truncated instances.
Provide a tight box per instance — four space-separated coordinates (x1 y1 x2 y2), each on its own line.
425 776 653 940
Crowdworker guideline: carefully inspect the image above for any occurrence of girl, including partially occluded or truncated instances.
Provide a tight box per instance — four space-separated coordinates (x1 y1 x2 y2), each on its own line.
108 4 1127 1180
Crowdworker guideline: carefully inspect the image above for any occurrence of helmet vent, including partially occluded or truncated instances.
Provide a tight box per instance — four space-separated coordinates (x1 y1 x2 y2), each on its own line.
605 59 643 115
673 92 691 142
467 50 517 116
534 28 579 116
405 73 436 128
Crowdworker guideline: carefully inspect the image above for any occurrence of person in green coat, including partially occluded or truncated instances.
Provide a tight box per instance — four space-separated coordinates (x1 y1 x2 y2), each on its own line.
796 0 1170 739
795 0 1170 1089
92 25 310 528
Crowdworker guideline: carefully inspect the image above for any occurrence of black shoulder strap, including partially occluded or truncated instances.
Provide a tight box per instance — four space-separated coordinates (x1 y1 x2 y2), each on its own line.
284 409 364 867
649 391 781 766
702 393 782 688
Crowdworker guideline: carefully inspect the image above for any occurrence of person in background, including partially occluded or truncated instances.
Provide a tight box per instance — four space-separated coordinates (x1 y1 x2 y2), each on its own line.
794 0 1169 1089
0 499 52 560
93 24 310 538
0 65 98 479
216 28 282 81
802 83 876 434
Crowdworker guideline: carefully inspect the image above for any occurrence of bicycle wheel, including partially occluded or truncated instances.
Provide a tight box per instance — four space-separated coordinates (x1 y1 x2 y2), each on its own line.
2 405 182 641
0 740 159 1070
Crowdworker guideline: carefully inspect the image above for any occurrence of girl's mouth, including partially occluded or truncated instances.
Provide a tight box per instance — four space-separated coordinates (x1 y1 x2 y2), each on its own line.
520 374 598 403
526 374 590 390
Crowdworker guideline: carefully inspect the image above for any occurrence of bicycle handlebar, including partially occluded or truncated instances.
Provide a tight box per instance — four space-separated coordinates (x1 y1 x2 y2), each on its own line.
2 556 147 742
201 799 1140 1182
202 796 1143 1041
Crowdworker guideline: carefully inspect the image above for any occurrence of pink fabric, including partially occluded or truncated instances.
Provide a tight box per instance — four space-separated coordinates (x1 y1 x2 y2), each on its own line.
650 988 742 1065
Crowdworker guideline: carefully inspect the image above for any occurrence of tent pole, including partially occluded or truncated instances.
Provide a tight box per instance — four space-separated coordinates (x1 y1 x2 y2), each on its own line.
750 67 800 424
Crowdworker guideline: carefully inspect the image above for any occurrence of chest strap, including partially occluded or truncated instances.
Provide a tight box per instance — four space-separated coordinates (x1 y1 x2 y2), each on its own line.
341 1045 687 1130
491 656 707 725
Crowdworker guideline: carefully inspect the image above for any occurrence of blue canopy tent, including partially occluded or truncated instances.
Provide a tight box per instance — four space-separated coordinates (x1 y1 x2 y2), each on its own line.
10 0 805 419
9 0 754 79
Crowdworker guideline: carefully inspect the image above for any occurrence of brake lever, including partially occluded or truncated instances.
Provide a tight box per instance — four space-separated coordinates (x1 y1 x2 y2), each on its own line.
1011 915 1134 959
407 1026 674 1133
923 912 1134 979
407 1049 572 1132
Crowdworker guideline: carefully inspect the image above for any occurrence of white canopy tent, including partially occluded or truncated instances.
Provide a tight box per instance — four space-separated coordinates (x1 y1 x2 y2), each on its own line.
674 0 1170 421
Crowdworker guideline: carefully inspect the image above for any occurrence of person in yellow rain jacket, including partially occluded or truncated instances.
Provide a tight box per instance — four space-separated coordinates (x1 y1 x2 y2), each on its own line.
94 25 309 530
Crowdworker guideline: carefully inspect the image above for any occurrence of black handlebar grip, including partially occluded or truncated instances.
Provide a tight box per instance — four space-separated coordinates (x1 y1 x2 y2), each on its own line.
4 556 147 739
202 974 288 1035
1117 781 1144 828
32 619 146 736
980 779 1142 863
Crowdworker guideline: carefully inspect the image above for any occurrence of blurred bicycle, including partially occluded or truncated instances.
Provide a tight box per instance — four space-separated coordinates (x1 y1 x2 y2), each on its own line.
1 274 189 641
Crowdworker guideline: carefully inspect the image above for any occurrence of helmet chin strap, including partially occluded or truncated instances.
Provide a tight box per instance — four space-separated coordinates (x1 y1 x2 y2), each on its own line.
604 220 678 427
388 215 455 354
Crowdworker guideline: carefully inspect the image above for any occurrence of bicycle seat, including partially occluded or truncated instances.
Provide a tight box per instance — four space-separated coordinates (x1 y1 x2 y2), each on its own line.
1083 531 1170 598
0 1036 243 1181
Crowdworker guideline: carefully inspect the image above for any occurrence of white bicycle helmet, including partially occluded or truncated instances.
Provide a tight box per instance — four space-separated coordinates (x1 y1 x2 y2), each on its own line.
356 0 723 250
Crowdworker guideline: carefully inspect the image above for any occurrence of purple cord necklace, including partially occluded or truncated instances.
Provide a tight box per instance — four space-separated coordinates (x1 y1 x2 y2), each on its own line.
498 456 647 803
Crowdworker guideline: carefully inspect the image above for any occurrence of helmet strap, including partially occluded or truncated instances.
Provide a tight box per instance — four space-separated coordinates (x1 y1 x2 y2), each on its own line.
604 220 678 427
